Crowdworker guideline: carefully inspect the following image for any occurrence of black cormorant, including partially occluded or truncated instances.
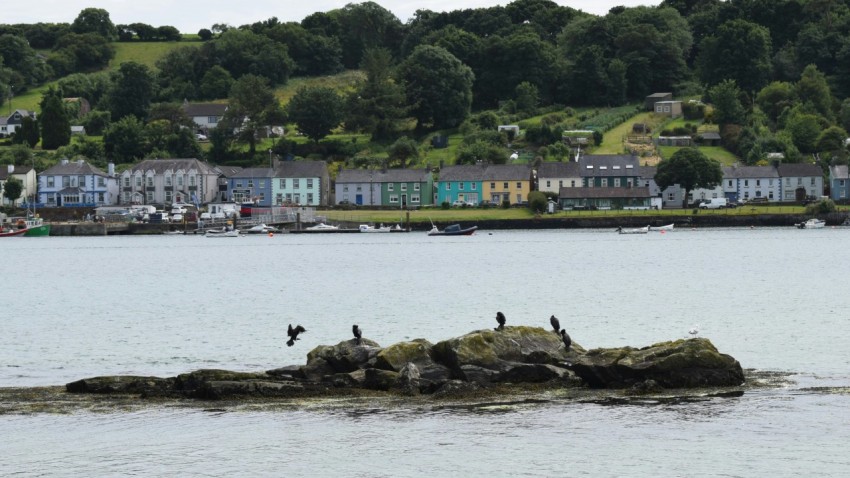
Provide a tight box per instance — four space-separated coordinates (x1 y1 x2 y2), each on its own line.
550 315 560 333
287 324 306 347
560 329 571 351
495 312 506 331
352 324 362 345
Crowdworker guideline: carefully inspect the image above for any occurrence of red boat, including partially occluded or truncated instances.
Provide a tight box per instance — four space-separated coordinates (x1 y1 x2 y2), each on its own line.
0 224 29 237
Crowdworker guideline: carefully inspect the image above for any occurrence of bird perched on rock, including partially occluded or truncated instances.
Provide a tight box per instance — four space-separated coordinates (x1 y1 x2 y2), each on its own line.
688 324 700 338
495 312 506 331
550 315 560 333
352 324 362 345
287 324 306 347
560 329 571 351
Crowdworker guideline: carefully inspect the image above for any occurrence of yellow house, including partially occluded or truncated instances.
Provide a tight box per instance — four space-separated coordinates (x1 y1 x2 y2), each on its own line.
481 164 533 205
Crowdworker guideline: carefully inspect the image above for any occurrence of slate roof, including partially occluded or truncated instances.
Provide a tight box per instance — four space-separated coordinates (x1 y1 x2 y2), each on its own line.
558 186 652 199
42 160 107 176
231 167 276 179
0 165 34 180
723 165 779 179
336 168 430 183
578 154 640 177
125 158 218 175
639 166 656 180
438 164 532 182
275 160 328 178
215 165 243 178
537 161 581 177
776 163 822 178
700 132 721 140
0 109 36 126
182 103 228 117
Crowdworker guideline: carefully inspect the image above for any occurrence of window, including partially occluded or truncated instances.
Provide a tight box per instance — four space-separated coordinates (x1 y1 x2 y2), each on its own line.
571 180 575 187
98 177 105 187
208 116 218 124
236 181 243 188
667 192 675 201
343 185 348 192
280 179 287 188
601 178 608 187
166 175 172 186
276 193 283 204
811 177 816 185
490 182 495 189
286 193 292 202
414 183 420 191
146 176 153 187
78 176 85 187
841 180 846 186
179 175 185 187
388 183 394 191
755 191 761 197
247 180 254 188
756 180 761 186
191 175 197 187
165 191 172 202
797 178 802 185
48 177 55 187
356 185 362 192
546 180 551 188
293 179 299 188
306 193 314 203
446 183 450 191
728 180 733 187
786 178 791 185
122 192 130 203
259 180 265 189
769 191 774 200
146 192 154 202
63 176 70 187
307 179 313 188
293 194 300 204
503 182 508 189
459 182 464 190
744 180 749 187
401 183 407 191
136 176 142 187
411 195 420 203
47 193 56 204
123 177 129 187
472 183 477 190
389 195 399 204
614 178 621 187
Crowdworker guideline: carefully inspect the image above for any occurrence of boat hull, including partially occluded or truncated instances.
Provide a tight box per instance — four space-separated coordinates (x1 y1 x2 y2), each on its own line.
24 224 50 237
428 225 478 236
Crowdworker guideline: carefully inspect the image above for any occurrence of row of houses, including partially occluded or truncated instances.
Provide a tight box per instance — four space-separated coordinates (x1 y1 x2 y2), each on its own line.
2 154 843 210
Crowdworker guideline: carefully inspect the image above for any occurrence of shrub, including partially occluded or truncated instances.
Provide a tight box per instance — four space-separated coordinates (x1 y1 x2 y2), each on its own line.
441 201 450 210
805 199 835 214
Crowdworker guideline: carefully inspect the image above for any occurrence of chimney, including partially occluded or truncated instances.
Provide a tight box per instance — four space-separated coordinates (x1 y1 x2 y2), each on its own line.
77 159 84 165
108 162 115 176
61 158 69 165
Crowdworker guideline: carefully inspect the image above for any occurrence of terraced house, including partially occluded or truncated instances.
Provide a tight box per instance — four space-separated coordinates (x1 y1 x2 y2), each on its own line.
118 158 220 206
273 160 330 206
334 168 432 207
437 164 532 206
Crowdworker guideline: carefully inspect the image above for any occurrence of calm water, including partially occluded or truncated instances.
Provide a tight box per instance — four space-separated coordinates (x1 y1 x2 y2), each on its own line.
2 229 849 476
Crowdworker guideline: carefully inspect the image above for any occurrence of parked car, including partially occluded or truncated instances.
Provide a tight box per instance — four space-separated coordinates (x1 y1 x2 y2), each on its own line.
452 200 475 207
196 133 208 141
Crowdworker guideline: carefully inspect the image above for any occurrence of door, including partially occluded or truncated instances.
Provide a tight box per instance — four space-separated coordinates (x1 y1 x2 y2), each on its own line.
355 194 363 205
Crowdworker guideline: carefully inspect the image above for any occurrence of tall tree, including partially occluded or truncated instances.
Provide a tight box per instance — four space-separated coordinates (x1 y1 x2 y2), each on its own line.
39 87 71 149
708 79 746 126
795 64 833 121
286 86 344 144
346 48 409 141
12 116 39 148
106 61 155 121
71 8 117 40
2 176 23 205
224 74 283 155
387 136 420 168
399 45 474 130
696 19 772 94
655 148 723 209
103 115 145 163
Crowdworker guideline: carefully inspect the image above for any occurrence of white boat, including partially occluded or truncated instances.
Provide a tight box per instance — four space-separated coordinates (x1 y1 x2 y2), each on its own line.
616 226 649 234
359 224 392 233
649 224 674 231
245 224 281 234
306 223 339 231
205 228 240 237
796 218 826 229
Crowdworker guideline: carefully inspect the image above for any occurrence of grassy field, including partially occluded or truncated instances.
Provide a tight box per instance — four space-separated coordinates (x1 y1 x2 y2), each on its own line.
595 111 655 154
274 71 365 105
109 42 192 70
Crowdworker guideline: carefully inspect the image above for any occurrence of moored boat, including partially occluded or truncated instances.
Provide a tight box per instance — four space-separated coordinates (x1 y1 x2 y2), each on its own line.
616 226 649 234
648 223 674 231
306 222 340 231
205 227 241 237
795 218 825 229
427 224 477 236
0 216 50 237
245 224 281 234
359 224 392 233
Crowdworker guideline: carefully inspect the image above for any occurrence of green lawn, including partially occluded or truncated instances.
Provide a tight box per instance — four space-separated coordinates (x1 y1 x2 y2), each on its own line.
595 111 655 154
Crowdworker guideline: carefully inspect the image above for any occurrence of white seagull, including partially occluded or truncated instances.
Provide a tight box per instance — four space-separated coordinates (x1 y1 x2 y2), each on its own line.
688 324 700 338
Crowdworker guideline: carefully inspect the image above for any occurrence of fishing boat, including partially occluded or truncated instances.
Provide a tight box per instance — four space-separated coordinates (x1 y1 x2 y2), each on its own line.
616 226 649 234
649 223 674 231
427 224 478 236
0 215 50 237
795 218 826 229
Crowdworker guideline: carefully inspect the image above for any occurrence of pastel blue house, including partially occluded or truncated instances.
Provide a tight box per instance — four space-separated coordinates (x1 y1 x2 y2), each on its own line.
37 159 118 207
273 160 330 206
435 165 485 205
228 168 275 206
829 165 849 201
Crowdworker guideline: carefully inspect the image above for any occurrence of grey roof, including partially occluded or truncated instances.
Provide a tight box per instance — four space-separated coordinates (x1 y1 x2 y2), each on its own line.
275 160 328 178
0 165 34 180
182 103 228 117
126 158 218 175
578 154 641 177
639 166 656 179
646 92 672 98
43 160 107 176
231 167 276 179
723 165 779 179
558 186 652 199
537 161 581 177
776 163 822 177
336 168 429 183
438 164 532 182
214 165 243 178
0 109 35 126
700 132 721 140
830 165 848 179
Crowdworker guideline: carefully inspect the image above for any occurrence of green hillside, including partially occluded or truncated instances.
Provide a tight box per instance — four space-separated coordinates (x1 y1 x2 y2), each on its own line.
109 41 197 70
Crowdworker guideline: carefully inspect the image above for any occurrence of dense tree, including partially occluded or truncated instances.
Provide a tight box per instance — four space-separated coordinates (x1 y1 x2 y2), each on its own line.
103 115 145 163
346 48 409 140
708 80 746 126
456 140 508 165
154 46 204 101
71 8 117 40
198 29 213 41
210 29 294 85
286 86 344 143
655 147 723 208
815 126 848 158
224 74 283 154
198 66 234 100
399 45 474 130
12 116 39 148
2 176 23 205
387 137 420 168
39 87 71 149
785 112 823 154
0 34 50 90
335 2 405 68
795 64 833 121
755 81 795 124
696 19 772 93
105 61 155 121
264 23 343 76
49 32 114 74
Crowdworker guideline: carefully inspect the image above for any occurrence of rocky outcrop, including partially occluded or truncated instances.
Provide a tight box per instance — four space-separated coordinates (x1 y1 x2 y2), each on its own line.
569 338 744 388
65 330 745 400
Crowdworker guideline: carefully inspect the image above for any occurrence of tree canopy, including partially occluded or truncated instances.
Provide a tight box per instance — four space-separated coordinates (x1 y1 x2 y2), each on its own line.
655 148 723 208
